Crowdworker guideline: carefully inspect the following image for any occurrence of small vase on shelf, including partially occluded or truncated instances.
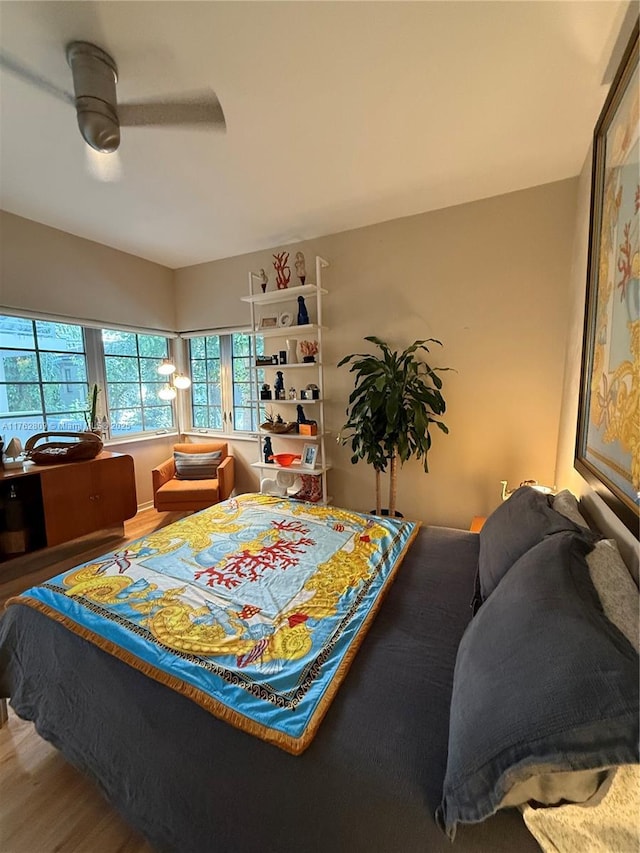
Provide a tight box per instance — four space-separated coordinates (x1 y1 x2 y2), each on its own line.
286 339 298 364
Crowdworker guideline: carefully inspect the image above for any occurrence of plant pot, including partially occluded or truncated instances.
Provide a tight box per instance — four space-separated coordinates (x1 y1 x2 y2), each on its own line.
302 356 316 363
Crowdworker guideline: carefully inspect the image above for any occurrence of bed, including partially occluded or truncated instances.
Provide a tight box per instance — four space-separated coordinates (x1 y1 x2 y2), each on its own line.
1 490 637 852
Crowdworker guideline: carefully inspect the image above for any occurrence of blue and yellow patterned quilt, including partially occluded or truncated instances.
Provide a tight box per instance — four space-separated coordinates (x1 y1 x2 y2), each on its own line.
10 494 419 753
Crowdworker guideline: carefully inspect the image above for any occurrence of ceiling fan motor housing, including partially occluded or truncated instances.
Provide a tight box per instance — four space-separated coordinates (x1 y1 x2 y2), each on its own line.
66 41 120 153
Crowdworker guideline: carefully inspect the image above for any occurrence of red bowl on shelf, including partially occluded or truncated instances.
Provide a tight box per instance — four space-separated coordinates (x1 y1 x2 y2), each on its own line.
269 453 301 467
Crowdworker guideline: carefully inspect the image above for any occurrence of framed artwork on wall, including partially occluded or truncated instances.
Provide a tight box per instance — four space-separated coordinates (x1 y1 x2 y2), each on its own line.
575 21 639 535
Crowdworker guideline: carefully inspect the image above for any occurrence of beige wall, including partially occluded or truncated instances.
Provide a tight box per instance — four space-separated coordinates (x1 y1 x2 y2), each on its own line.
176 179 578 529
0 211 175 331
0 211 178 505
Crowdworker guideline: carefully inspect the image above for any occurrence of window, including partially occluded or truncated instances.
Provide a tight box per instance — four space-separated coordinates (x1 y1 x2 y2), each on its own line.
189 332 264 433
0 313 176 445
0 315 88 445
102 330 174 436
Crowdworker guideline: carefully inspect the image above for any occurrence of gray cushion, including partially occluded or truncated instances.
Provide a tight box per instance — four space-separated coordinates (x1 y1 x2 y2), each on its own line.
552 489 590 529
437 531 639 839
174 450 222 480
587 539 639 653
478 485 596 601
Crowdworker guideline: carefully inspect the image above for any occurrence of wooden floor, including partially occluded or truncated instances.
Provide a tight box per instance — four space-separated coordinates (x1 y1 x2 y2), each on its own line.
0 508 187 853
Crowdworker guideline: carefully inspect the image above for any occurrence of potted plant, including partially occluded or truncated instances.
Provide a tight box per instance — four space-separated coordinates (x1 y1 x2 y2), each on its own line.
338 336 450 517
84 383 101 433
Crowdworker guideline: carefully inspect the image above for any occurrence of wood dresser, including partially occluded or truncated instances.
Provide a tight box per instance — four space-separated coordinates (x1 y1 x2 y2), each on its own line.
0 451 137 572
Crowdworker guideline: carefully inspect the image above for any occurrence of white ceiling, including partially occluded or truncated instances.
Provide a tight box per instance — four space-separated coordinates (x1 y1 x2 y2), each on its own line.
0 1 629 269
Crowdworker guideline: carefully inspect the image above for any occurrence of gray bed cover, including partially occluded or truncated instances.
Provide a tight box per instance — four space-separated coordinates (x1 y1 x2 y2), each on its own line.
0 525 539 852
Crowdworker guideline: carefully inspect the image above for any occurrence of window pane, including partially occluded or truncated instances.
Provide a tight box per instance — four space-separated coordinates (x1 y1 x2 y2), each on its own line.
0 316 36 349
110 409 144 435
233 358 251 383
206 359 221 383
205 336 220 358
140 358 163 382
137 335 168 359
209 407 223 430
0 351 39 382
233 383 253 407
192 406 208 428
2 383 41 414
191 360 206 383
40 352 87 384
255 336 265 357
144 405 174 429
35 321 84 352
234 408 254 431
107 383 142 409
105 356 139 382
190 338 205 359
192 382 207 405
0 414 48 446
47 412 87 432
232 334 251 357
102 329 137 356
208 385 222 407
141 382 164 404
43 383 88 414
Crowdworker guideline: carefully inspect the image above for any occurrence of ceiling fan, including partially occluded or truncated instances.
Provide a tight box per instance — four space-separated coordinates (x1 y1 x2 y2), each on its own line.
0 41 226 177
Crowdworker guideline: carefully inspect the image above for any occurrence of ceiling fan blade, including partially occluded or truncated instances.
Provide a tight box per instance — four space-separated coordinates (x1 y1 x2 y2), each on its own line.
118 91 226 130
0 51 74 106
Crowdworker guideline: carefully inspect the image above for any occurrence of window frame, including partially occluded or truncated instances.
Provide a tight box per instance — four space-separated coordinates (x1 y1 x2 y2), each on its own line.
187 331 264 435
99 329 176 439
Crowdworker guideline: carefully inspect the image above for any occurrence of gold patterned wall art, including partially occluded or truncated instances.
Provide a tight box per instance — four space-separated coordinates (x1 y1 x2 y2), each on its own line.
575 22 639 534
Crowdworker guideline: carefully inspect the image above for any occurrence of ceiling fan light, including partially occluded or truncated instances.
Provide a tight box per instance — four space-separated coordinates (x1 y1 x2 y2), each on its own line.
85 144 122 182
67 42 120 153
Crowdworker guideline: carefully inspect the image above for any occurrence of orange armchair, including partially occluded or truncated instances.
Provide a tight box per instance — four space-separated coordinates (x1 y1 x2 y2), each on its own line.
152 442 235 512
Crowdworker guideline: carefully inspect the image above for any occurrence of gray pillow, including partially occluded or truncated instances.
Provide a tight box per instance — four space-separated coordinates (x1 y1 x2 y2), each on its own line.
437 532 639 839
174 450 222 480
478 485 597 601
553 489 590 529
587 539 639 653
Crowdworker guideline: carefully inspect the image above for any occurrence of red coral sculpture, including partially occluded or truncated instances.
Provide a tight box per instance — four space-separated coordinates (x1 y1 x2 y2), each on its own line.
273 252 291 289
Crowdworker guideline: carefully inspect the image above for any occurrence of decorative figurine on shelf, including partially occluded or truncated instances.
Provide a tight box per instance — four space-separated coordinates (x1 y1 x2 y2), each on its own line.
299 340 318 363
259 268 269 293
297 404 309 425
297 295 309 325
289 387 297 400
294 252 306 286
274 371 285 400
273 252 291 289
260 383 272 400
263 436 274 464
